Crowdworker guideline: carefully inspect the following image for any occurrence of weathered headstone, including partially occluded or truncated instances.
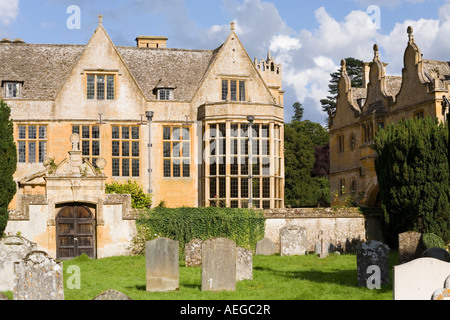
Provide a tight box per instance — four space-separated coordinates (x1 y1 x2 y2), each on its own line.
280 226 307 256
394 257 450 300
145 238 179 292
398 231 424 264
356 240 390 287
185 239 203 267
0 235 37 292
93 289 133 300
13 251 64 300
316 230 329 259
201 238 236 291
236 247 253 281
255 238 276 256
421 247 450 263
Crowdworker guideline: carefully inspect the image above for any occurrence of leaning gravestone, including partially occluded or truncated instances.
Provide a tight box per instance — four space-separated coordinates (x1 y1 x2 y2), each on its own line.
13 251 64 300
398 231 424 264
394 257 450 300
421 247 450 263
356 240 390 287
280 226 307 256
93 289 133 300
185 239 203 267
255 238 276 256
236 247 253 281
146 238 179 292
0 235 37 292
201 238 236 291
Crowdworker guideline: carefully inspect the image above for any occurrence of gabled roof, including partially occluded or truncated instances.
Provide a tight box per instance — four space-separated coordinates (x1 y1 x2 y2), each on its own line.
0 43 85 100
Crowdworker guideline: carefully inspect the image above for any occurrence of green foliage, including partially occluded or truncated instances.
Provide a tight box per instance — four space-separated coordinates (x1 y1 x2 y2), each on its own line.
372 116 450 246
0 100 17 236
135 207 265 254
105 180 152 209
422 233 446 250
284 114 330 207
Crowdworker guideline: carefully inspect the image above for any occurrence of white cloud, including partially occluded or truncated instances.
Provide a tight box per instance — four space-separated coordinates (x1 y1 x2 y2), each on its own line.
0 0 19 25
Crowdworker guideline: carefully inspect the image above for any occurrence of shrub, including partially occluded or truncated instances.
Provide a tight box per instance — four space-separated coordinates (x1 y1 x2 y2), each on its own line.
134 207 265 254
422 233 446 250
105 180 152 209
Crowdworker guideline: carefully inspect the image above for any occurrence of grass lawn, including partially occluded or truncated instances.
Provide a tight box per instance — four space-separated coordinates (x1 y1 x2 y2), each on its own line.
1 251 397 300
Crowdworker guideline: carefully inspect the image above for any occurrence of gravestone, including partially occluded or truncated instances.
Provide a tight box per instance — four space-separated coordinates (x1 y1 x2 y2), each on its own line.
394 257 450 300
185 239 203 267
315 230 329 259
421 247 450 262
0 235 37 292
398 231 424 264
236 247 253 281
356 240 390 287
146 238 179 292
93 289 133 300
201 238 236 291
13 251 64 300
255 238 276 256
280 226 307 256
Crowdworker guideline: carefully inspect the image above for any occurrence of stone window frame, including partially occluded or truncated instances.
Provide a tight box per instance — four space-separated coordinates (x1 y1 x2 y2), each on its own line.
72 125 101 168
338 134 345 153
111 125 140 177
17 124 47 163
3 81 22 98
157 88 174 101
221 78 246 102
162 125 191 178
86 73 115 100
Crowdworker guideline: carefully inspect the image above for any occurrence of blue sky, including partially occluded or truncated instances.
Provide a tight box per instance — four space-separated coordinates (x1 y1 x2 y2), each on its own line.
1 0 449 125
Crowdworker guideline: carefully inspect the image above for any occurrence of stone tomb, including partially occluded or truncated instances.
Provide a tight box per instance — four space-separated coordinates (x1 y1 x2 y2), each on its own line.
201 238 236 291
185 239 203 267
0 236 37 292
398 231 424 264
13 251 64 300
146 238 179 292
394 257 450 300
280 226 307 256
255 237 276 256
356 240 390 287
236 247 253 281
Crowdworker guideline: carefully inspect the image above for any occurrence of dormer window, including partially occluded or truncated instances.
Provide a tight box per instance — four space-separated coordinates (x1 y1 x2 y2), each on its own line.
4 82 21 98
157 88 174 100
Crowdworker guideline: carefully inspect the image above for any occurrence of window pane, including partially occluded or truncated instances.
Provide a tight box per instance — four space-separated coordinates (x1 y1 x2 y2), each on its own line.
112 158 120 176
92 140 100 156
87 75 95 99
18 126 26 139
230 178 238 198
28 142 36 163
182 142 189 157
132 141 139 157
122 141 129 157
241 178 248 198
82 140 90 156
132 159 139 177
172 142 180 157
263 178 270 198
122 126 129 140
112 126 120 139
112 141 120 157
97 75 105 100
107 75 114 100
230 80 237 101
39 126 47 139
92 126 100 139
163 142 171 157
28 126 36 139
82 126 90 139
262 140 269 156
172 127 180 141
239 81 245 101
173 160 180 177
183 160 190 178
122 158 129 177
18 141 26 163
182 127 190 140
163 127 171 140
219 177 226 198
164 159 171 177
210 178 217 198
230 124 238 137
221 80 228 100
39 141 47 163
132 127 139 139
262 124 269 138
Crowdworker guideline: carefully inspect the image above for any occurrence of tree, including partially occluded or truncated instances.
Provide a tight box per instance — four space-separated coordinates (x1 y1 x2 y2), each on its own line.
321 57 363 126
292 102 304 122
0 100 17 236
372 116 450 246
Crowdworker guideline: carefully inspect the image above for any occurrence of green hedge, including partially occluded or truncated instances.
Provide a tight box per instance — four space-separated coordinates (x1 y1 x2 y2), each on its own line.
135 207 265 254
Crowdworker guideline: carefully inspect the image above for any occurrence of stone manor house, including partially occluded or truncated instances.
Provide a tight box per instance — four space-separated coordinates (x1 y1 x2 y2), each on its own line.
1 17 285 259
330 26 448 207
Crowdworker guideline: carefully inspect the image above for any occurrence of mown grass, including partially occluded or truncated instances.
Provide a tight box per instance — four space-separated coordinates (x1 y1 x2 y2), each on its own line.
1 252 396 300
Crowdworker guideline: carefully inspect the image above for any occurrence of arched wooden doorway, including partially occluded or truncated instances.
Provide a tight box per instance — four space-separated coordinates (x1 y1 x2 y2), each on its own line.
56 204 96 260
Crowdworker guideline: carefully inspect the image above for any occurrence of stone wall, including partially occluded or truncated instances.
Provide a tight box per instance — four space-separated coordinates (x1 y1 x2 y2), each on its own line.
263 207 383 253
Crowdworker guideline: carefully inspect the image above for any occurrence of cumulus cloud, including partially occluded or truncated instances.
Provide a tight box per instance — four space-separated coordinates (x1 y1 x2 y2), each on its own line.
0 0 19 25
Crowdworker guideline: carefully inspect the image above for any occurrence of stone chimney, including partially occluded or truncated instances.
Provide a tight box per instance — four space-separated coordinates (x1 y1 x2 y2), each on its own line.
135 36 168 48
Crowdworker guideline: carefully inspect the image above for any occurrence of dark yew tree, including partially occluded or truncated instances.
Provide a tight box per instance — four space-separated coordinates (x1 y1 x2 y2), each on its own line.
372 116 449 246
0 100 17 236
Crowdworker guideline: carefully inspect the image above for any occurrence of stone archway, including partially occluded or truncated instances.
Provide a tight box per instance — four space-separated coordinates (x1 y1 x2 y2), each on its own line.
366 185 381 207
56 204 96 260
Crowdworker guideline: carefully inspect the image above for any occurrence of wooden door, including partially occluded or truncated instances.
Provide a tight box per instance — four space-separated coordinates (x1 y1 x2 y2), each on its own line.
56 205 96 260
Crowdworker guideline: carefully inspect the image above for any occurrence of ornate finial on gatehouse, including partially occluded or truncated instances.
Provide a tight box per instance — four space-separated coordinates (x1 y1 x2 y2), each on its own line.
230 21 235 31
373 43 379 61
98 15 103 26
407 25 414 42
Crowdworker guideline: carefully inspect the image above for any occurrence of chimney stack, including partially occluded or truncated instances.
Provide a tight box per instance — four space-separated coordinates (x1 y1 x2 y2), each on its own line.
135 36 168 48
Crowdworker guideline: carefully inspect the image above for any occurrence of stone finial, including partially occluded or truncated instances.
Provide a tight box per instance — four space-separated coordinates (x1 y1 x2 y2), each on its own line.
340 59 347 75
98 15 103 26
407 25 414 41
230 21 235 31
373 43 379 60
70 133 80 151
